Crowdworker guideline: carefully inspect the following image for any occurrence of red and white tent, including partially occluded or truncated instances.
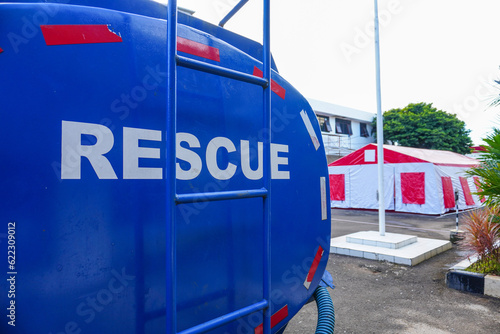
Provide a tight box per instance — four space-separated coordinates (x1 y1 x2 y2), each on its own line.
328 144 483 215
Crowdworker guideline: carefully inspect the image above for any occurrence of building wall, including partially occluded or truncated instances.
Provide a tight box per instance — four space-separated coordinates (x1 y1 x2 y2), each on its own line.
308 98 376 160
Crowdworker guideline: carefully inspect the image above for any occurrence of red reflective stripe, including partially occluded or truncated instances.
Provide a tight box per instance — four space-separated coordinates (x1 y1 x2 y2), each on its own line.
177 36 220 62
0 47 3 53
40 25 122 45
306 246 324 283
253 66 286 99
254 305 289 334
39 27 219 62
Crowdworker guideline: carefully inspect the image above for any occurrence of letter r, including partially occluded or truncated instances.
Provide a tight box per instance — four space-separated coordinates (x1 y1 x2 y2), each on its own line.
61 121 118 179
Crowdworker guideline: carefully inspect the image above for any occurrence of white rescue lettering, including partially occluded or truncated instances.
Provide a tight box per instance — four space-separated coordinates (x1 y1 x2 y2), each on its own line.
61 121 290 180
176 132 202 180
61 121 117 179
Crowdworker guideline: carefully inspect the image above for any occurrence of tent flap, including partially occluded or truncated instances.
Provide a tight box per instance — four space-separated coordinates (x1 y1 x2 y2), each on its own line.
473 176 486 203
460 177 475 206
441 176 456 209
329 174 345 201
401 172 425 205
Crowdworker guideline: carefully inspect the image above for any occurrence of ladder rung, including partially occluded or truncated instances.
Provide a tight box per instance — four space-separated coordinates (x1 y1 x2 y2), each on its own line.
178 299 268 334
176 188 268 204
177 55 268 87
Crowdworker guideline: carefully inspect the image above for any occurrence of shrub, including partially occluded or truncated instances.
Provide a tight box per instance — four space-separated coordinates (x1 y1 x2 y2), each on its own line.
460 206 500 275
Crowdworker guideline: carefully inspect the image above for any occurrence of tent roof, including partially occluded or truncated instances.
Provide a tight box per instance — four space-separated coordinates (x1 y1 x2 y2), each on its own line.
329 143 479 167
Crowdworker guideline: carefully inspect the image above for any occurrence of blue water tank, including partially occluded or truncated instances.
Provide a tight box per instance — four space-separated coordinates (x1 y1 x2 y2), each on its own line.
0 1 331 333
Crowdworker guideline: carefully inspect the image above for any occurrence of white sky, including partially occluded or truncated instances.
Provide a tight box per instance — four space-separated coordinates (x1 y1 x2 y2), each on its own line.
168 0 500 145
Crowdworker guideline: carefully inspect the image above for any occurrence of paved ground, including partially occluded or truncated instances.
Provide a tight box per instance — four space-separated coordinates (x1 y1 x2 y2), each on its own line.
284 209 500 334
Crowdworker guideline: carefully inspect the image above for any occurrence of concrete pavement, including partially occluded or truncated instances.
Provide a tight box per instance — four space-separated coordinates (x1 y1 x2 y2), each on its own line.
284 209 500 334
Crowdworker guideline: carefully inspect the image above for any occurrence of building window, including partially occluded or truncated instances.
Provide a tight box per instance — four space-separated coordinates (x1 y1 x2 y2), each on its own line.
335 118 352 135
317 115 332 132
360 123 369 137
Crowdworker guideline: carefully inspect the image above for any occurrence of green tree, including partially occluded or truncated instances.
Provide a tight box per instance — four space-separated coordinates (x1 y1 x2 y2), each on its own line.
372 102 473 154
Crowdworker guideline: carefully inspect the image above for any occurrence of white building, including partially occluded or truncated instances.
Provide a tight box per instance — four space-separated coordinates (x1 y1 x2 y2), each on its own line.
308 98 375 163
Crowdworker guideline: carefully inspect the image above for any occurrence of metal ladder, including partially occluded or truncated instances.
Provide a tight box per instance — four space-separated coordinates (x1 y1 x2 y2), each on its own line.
166 1 273 333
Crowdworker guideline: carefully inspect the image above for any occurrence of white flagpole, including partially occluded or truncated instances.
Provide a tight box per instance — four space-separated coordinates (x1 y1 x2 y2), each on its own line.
374 0 385 236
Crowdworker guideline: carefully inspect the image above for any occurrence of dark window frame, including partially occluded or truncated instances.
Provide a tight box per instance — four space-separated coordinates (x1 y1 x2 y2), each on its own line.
317 115 332 133
360 123 370 137
335 118 352 135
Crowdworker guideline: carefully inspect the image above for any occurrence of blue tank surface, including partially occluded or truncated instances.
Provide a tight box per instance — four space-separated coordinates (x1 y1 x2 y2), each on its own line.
0 1 331 333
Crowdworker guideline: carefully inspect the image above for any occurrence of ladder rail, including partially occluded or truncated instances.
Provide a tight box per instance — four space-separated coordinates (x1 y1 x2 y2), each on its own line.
166 1 178 334
166 1 273 333
262 1 272 332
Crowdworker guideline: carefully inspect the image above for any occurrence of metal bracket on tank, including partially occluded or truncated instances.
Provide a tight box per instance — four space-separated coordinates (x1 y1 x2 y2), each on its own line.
219 0 250 27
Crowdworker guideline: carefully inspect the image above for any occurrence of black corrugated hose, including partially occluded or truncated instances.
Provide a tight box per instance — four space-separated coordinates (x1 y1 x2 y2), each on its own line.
313 286 335 333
